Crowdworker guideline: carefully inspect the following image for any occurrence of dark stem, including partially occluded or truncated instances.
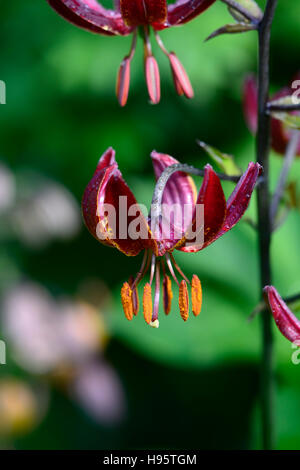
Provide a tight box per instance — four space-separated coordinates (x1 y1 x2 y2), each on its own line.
283 293 300 305
267 103 300 112
256 0 278 450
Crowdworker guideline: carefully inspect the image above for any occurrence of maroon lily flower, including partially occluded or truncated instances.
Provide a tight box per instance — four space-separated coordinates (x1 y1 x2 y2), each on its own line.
82 147 261 327
243 74 300 156
46 0 216 105
264 286 300 344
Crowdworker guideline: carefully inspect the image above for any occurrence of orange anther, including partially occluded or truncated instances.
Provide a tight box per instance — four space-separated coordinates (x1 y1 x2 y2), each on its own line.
121 282 134 321
143 283 153 324
179 280 189 322
191 275 202 317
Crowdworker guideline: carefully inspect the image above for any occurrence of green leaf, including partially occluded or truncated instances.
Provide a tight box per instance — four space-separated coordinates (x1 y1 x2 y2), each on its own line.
206 22 257 42
197 141 241 176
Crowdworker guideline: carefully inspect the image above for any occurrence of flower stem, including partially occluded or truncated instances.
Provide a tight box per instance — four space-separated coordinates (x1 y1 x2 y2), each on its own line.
256 0 278 451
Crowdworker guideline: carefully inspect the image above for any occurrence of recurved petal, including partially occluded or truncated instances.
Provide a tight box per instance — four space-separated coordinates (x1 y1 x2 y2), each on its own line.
179 164 226 252
82 148 156 256
264 286 300 344
120 0 167 26
46 0 131 35
208 161 262 245
243 75 258 134
157 0 216 29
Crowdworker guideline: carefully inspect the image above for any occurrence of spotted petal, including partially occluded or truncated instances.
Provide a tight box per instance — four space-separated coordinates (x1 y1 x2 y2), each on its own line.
82 148 156 256
46 0 132 35
264 286 300 344
150 151 197 254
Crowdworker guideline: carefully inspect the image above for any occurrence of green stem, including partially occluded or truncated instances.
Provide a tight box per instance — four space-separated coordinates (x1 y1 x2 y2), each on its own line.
256 0 278 450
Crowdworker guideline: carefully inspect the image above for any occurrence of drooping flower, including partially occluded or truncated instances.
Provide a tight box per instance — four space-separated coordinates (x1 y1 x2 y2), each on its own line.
243 74 300 156
46 0 217 105
263 285 300 344
82 147 261 327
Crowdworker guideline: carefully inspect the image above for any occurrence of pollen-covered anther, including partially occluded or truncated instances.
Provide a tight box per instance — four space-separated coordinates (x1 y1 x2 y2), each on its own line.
191 275 202 316
179 280 189 322
145 55 161 104
121 282 134 321
163 274 173 315
116 56 131 107
168 53 194 99
143 283 153 324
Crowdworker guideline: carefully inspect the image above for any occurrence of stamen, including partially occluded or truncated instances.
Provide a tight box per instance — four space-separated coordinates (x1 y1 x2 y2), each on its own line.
165 253 179 286
129 276 139 316
121 282 134 321
116 30 137 106
152 260 161 322
191 275 202 317
132 250 149 289
163 274 173 315
179 280 189 322
143 283 153 324
170 253 190 285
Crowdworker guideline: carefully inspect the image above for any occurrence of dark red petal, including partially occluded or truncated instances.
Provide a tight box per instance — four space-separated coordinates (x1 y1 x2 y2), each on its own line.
179 165 226 253
209 162 262 245
46 0 131 35
243 75 258 134
120 0 167 26
150 152 197 255
264 286 300 343
82 148 156 256
145 56 161 104
154 0 215 29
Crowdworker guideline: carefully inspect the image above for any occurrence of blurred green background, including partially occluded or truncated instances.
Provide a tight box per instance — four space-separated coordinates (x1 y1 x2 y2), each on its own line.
0 0 300 450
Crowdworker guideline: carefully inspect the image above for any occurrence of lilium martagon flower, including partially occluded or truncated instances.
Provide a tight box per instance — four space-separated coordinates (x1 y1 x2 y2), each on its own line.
243 74 300 156
264 286 300 344
82 147 261 328
45 0 217 105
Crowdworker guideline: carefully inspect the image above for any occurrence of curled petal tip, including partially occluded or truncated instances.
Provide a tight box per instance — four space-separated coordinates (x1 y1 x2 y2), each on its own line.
145 56 161 104
264 286 300 344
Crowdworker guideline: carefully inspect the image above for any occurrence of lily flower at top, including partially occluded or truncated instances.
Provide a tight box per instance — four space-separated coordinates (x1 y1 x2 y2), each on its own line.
243 74 300 156
264 286 300 344
82 147 261 327
46 0 216 105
